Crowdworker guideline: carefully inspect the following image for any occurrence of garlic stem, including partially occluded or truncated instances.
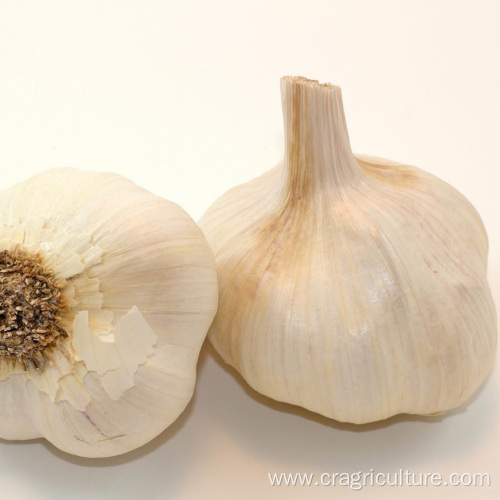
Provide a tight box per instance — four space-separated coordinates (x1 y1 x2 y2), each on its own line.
280 76 362 202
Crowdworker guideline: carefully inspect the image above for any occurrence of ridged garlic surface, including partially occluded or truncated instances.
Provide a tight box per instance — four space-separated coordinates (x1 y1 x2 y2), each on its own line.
0 168 217 457
199 76 497 424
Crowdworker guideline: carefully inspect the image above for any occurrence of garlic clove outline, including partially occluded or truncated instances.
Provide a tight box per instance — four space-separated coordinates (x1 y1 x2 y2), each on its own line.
0 168 218 457
199 76 497 424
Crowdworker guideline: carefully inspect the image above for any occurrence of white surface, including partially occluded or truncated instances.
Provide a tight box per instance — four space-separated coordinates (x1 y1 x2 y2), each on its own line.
0 1 499 498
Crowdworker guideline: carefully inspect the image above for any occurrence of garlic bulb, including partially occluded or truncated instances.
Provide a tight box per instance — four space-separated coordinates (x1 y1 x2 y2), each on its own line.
0 168 217 457
200 76 497 424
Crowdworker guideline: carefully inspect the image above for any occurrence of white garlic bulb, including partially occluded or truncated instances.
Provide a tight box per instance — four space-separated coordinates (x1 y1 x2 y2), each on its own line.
200 76 497 424
0 168 217 457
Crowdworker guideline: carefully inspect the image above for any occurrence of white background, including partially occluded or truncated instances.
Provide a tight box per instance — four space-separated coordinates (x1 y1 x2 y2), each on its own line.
0 1 499 498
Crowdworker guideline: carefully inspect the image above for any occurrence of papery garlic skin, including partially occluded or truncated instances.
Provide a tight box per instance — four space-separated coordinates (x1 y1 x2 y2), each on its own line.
0 168 217 457
200 76 496 424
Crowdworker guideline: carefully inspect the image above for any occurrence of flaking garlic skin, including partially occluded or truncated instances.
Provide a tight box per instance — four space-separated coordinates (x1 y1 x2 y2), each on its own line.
0 168 217 457
199 76 497 424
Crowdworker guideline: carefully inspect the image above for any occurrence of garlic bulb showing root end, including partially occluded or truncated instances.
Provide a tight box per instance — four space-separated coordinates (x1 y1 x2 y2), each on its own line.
0 168 217 457
200 76 497 424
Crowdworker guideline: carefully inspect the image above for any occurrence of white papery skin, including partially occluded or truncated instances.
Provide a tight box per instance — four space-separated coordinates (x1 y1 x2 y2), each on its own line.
200 76 497 424
0 169 217 457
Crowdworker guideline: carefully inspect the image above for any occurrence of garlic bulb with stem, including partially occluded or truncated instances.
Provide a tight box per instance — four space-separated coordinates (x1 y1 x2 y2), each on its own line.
199 76 497 424
0 168 217 457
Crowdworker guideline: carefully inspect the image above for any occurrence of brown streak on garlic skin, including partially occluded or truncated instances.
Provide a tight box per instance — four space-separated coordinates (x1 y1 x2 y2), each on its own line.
0 248 67 371
282 77 313 204
357 157 421 188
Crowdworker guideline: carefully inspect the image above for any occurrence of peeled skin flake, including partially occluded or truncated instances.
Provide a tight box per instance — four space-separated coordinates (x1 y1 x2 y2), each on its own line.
199 76 497 424
0 168 217 457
